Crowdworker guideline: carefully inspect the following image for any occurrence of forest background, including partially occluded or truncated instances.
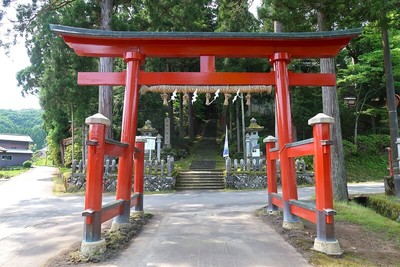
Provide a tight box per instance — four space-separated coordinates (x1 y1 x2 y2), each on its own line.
0 0 399 193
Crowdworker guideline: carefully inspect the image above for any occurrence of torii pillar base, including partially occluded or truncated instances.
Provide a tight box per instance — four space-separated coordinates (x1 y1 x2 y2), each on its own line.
313 238 342 256
81 239 106 258
110 222 131 232
282 220 304 230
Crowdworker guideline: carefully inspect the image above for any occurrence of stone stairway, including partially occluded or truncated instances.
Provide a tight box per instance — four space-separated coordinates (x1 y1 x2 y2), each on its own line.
175 170 225 190
176 119 225 190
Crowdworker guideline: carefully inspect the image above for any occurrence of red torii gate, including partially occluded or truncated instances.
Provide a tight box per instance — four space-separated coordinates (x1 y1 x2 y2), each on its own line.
51 24 360 256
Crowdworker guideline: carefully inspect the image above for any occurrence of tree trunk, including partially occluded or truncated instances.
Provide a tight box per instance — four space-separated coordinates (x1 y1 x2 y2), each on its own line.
188 93 195 140
274 21 283 32
168 95 175 142
179 93 184 138
99 0 114 139
318 11 349 201
354 112 359 146
381 23 400 175
229 104 232 140
236 101 241 153
241 93 246 163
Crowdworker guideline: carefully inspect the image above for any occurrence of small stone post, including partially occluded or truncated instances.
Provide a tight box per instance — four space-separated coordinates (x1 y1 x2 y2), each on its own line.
167 155 172 176
161 159 165 176
245 133 251 160
156 134 163 161
226 157 232 176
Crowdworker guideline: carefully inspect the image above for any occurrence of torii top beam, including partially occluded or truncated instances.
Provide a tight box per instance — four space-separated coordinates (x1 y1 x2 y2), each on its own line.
50 25 361 59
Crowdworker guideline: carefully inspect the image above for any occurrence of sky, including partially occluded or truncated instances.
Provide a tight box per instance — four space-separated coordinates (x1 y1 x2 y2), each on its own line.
0 0 261 111
0 0 40 110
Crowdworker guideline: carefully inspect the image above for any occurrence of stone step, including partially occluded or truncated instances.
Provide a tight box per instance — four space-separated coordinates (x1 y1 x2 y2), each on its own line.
175 185 225 190
189 161 216 170
179 172 222 175
177 177 224 182
177 170 225 190
177 180 224 185
178 173 223 178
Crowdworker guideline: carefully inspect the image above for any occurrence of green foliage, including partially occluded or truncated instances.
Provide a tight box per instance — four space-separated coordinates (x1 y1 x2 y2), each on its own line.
356 134 390 154
161 147 188 161
0 109 46 150
301 156 314 171
343 140 358 157
23 160 32 168
291 87 322 139
64 143 82 167
345 134 390 182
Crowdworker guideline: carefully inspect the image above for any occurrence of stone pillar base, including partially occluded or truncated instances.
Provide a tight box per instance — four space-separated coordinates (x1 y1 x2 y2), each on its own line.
282 220 304 230
110 222 131 232
131 210 144 217
268 210 280 216
80 239 106 257
313 238 342 255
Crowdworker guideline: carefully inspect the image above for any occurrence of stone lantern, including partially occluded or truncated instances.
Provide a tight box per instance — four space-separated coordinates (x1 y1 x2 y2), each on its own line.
245 118 264 160
138 120 158 160
138 120 158 136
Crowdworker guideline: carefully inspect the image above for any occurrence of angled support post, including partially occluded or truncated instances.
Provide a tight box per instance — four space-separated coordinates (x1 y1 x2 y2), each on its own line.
134 137 146 213
114 51 145 227
264 135 279 214
270 52 302 230
309 113 342 255
81 113 110 256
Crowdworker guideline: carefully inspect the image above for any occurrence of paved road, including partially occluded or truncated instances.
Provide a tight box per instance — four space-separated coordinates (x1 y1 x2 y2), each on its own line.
0 167 384 267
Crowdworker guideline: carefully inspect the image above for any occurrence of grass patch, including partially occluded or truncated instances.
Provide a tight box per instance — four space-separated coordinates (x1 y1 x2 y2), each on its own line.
309 252 374 267
335 201 400 245
52 169 67 194
0 168 29 179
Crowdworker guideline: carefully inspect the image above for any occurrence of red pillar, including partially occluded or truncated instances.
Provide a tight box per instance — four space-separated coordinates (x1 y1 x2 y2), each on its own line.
270 52 300 227
115 51 144 224
309 113 337 242
83 113 110 242
264 135 278 212
134 138 145 211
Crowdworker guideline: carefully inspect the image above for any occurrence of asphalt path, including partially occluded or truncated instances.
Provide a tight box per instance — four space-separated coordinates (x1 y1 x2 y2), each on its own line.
0 166 384 267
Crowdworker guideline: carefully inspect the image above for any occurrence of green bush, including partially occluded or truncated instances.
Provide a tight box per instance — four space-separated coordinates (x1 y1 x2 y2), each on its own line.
356 134 390 155
160 147 188 160
23 161 32 168
345 135 389 182
367 194 400 222
343 140 358 157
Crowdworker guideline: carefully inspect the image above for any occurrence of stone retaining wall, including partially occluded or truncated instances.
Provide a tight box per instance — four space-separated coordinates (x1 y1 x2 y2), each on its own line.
225 172 314 190
225 174 267 189
144 175 176 191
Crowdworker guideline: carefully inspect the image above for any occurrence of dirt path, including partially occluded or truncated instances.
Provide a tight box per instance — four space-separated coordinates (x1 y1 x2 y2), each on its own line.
258 210 400 266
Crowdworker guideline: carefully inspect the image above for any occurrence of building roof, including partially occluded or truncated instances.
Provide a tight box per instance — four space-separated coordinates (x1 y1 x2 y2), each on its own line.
2 149 33 154
50 24 362 59
0 134 33 143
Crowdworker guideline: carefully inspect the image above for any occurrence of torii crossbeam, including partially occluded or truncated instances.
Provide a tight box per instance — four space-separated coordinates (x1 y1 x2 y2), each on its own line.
51 24 361 257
